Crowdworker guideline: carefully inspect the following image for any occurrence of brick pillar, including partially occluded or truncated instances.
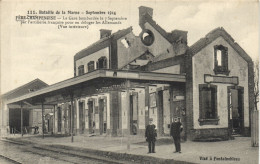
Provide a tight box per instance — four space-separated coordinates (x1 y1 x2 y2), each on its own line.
110 91 120 136
1 103 10 137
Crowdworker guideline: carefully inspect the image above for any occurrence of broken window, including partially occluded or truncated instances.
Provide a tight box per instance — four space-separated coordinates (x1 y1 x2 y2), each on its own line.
216 50 222 66
141 29 154 46
121 38 131 48
214 45 229 75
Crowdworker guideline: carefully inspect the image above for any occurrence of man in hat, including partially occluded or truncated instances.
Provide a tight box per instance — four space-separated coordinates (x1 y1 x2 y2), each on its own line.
145 118 157 153
170 117 183 153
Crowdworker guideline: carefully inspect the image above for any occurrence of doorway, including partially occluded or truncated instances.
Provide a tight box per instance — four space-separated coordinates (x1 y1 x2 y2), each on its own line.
9 108 29 134
57 107 61 132
158 91 164 136
228 87 244 135
130 93 138 135
79 101 85 134
88 100 94 133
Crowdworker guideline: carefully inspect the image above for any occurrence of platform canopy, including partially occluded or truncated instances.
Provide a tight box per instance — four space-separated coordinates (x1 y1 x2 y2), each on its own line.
6 69 185 105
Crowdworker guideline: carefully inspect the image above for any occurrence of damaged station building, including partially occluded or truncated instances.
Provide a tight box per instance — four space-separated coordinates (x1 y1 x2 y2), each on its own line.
0 6 254 141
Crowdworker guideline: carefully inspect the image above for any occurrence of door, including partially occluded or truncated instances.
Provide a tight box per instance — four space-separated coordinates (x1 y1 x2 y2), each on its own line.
229 88 244 135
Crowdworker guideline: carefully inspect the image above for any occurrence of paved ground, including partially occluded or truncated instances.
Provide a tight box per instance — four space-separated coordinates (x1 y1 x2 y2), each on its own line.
5 134 259 164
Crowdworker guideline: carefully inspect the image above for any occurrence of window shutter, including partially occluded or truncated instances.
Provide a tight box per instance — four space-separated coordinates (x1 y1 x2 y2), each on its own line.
199 84 218 119
224 47 228 70
203 89 212 118
231 89 239 118
96 61 99 69
211 87 216 118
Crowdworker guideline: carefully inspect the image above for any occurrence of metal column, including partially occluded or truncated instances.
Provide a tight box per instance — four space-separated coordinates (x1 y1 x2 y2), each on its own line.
70 94 74 143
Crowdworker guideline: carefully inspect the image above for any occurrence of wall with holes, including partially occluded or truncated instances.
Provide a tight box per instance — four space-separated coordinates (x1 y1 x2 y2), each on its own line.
117 32 146 69
143 22 175 58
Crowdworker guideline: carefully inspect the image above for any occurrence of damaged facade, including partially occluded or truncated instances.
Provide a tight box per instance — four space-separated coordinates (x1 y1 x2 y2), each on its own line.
1 6 254 141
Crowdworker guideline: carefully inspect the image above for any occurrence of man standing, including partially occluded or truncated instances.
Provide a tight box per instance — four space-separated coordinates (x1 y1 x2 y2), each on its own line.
170 117 183 153
145 118 157 153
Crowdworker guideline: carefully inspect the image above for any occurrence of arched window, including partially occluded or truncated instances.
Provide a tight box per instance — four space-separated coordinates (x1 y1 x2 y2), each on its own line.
88 61 95 72
97 56 107 69
78 65 84 76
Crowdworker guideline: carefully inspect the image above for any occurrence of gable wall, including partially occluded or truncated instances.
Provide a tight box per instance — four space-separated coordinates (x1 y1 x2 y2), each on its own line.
192 36 249 129
144 22 175 58
117 32 146 69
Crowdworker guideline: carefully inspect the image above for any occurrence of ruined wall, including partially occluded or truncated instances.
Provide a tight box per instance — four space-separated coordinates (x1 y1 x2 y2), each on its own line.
117 32 146 69
152 65 180 74
143 22 175 58
192 36 249 129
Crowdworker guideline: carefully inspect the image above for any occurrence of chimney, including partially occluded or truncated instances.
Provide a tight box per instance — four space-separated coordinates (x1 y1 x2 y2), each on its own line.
100 29 112 39
139 6 153 25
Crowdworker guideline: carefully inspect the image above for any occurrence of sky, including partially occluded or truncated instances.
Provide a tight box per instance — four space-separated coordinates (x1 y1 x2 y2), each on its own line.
1 0 259 94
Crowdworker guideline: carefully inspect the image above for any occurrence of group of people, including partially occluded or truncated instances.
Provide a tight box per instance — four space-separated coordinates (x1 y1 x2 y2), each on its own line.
145 117 183 154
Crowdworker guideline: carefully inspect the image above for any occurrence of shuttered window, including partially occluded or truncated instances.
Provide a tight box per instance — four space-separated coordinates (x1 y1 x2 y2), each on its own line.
199 84 218 124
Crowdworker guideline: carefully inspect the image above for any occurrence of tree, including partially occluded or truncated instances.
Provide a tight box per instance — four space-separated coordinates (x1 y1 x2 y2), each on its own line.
254 60 259 110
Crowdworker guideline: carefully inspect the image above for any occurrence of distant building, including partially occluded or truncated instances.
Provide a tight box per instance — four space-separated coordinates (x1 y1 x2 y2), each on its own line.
1 6 254 141
0 79 53 136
